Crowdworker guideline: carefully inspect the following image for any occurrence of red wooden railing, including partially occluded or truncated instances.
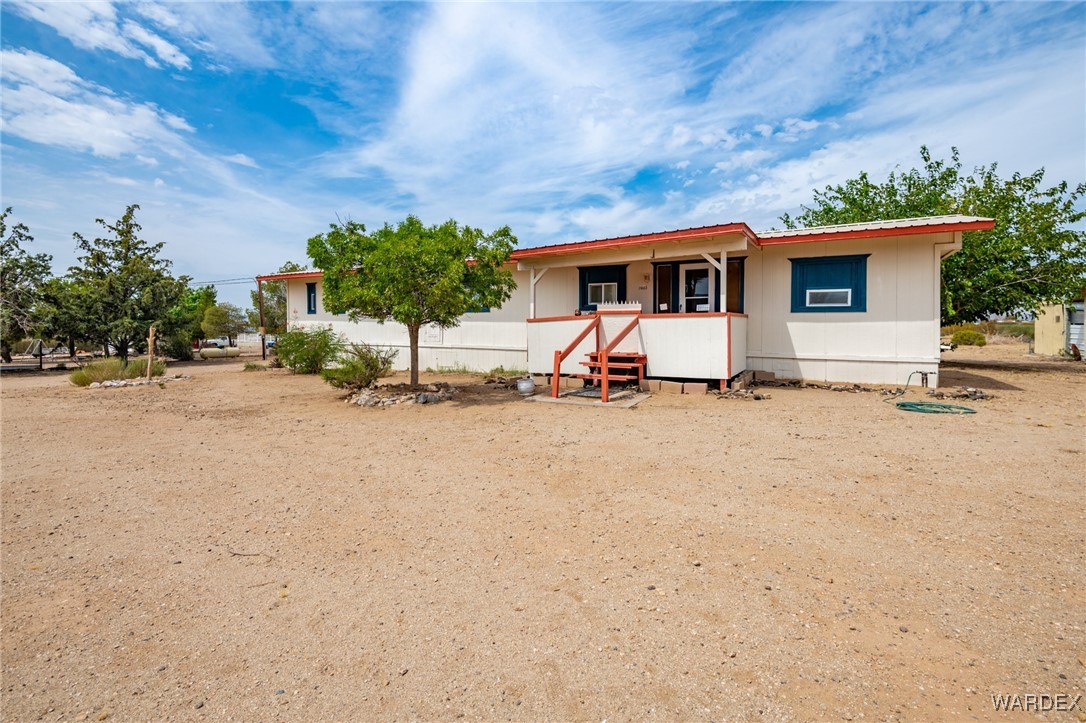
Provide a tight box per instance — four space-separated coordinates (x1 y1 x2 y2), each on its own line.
552 315 601 398
597 314 642 403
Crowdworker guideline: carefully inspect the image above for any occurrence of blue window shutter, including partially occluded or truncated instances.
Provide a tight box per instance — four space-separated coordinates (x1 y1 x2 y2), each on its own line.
306 283 317 314
790 255 868 313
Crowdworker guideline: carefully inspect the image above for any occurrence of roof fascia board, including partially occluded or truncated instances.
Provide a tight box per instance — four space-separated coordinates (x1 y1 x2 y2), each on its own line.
758 219 994 245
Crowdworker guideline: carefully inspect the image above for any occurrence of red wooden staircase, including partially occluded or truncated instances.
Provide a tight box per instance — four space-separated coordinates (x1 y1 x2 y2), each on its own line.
551 314 644 403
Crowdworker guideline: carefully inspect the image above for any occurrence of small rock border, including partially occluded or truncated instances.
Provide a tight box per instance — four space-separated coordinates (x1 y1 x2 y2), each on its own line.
715 388 771 401
717 380 993 401
347 382 458 408
87 374 191 389
927 386 993 400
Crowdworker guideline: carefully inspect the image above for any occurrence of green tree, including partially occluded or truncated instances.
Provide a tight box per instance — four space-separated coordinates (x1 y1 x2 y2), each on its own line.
249 260 304 333
781 146 1086 323
201 302 248 342
162 285 217 359
69 204 189 362
1 208 53 362
39 278 91 358
307 215 517 386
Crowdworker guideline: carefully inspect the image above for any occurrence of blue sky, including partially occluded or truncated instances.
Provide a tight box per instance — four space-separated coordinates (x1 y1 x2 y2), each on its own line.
2 1 1084 310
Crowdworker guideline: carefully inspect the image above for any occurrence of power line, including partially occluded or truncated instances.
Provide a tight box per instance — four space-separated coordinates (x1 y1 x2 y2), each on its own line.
189 277 256 286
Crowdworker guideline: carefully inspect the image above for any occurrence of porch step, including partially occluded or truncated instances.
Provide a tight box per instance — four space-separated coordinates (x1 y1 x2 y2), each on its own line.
578 360 644 369
575 371 641 381
579 351 647 385
586 351 645 362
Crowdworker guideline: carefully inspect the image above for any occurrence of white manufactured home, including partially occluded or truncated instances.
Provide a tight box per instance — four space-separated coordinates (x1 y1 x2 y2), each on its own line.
258 215 994 396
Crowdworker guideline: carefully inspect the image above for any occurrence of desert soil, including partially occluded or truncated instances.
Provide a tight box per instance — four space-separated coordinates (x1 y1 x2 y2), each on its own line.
2 342 1083 721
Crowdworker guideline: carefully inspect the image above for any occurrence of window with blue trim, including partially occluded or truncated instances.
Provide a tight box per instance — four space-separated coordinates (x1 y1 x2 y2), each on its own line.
306 282 317 314
790 255 868 313
578 265 627 311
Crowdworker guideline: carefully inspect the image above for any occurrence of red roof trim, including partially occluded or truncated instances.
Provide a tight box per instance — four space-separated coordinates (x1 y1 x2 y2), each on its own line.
757 219 995 245
256 270 322 282
510 222 757 260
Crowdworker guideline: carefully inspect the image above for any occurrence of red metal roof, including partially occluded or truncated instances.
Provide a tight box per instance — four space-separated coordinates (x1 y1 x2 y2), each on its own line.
256 269 323 282
510 222 757 259
756 215 995 244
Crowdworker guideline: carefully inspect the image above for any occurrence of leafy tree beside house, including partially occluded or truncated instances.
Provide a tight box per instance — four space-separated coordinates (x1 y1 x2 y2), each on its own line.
307 215 517 387
68 204 189 362
0 208 52 362
249 260 304 334
781 146 1086 324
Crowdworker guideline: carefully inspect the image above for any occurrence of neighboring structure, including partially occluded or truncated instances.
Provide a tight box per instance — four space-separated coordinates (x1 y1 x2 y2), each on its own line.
258 214 994 392
1034 298 1085 356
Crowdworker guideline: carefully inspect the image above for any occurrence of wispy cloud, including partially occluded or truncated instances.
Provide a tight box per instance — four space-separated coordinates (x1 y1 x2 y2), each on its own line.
223 153 259 169
8 0 189 69
1 49 193 157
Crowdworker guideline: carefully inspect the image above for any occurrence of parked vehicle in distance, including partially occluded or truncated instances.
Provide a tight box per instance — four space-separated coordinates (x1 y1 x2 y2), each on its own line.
202 337 235 349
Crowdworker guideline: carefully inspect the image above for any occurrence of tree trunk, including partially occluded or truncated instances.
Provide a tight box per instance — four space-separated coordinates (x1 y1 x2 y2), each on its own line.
408 324 420 388
1 341 11 364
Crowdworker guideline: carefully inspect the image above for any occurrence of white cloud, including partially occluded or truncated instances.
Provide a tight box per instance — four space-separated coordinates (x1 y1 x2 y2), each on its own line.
712 150 774 174
1 49 193 158
224 153 259 169
122 20 190 69
8 1 189 69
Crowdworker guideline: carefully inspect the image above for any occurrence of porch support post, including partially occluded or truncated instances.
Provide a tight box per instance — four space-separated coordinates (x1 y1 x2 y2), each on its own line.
529 267 549 320
701 250 728 313
719 249 727 314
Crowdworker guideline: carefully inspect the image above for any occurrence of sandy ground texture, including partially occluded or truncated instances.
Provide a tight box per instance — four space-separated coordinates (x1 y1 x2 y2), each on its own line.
2 342 1083 722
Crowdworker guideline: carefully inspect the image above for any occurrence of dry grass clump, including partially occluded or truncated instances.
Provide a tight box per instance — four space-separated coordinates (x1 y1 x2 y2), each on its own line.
69 358 166 386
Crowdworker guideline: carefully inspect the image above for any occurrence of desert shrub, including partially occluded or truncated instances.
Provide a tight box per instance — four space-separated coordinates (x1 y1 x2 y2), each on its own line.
942 321 998 337
321 343 397 390
162 332 195 361
275 326 344 374
951 329 987 347
243 362 266 371
70 357 167 386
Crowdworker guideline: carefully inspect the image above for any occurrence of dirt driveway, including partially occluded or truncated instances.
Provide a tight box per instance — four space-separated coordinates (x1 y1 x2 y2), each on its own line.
2 344 1083 721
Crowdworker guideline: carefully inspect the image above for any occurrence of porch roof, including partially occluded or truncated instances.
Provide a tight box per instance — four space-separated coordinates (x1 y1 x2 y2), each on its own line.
511 222 758 261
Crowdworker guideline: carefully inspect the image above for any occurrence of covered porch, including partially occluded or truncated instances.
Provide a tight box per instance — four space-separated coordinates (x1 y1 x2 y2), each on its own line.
514 223 757 402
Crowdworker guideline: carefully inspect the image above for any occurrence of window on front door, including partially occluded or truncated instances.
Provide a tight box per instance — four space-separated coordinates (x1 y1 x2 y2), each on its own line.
682 265 714 312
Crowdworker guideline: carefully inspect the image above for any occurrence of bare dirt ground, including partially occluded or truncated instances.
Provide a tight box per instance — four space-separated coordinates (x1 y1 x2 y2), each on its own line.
2 343 1083 722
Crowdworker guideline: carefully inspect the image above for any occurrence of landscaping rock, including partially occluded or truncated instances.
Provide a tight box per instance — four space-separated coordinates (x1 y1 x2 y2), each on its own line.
715 388 770 401
346 384 458 408
927 386 993 400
